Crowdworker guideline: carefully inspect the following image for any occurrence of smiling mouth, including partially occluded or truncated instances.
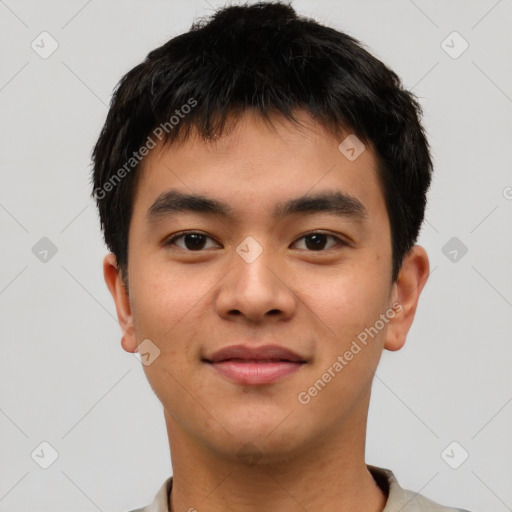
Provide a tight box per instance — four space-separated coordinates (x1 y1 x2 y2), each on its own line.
205 359 306 385
209 358 304 363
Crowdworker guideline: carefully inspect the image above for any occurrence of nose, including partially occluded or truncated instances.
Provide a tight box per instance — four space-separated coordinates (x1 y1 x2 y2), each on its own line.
214 244 297 324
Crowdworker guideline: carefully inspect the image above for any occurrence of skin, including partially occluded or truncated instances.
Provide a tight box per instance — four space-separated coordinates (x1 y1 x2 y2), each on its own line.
104 110 430 512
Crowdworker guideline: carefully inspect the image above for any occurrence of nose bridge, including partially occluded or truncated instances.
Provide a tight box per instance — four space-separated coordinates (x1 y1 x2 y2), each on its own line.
235 245 279 294
215 236 296 321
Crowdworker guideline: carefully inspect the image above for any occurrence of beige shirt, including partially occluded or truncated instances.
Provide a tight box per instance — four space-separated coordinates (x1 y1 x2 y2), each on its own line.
128 465 470 512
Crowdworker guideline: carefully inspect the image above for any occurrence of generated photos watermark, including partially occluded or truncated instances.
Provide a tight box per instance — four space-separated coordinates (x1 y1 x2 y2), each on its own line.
297 301 403 405
93 97 197 200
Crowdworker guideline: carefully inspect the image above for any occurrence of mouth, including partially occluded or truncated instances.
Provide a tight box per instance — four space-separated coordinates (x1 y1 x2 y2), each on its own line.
203 344 307 385
204 359 306 385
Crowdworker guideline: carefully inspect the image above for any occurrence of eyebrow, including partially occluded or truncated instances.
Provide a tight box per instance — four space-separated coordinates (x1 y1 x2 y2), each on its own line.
146 188 367 223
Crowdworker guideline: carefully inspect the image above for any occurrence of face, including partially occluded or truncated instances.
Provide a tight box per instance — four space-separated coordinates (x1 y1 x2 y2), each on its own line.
105 110 428 464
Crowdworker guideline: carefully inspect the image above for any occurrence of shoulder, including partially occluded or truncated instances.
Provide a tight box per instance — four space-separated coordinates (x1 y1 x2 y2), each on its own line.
124 476 173 512
367 465 472 512
402 488 472 511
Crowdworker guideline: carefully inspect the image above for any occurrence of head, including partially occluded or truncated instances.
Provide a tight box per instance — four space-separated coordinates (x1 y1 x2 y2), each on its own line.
93 2 431 464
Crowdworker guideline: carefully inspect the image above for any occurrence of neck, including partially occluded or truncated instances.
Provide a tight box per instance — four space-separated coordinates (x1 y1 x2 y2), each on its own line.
164 395 387 512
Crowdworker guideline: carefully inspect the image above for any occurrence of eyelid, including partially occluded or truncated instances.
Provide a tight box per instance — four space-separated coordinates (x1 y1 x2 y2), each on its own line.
291 231 350 250
164 230 222 248
164 230 350 251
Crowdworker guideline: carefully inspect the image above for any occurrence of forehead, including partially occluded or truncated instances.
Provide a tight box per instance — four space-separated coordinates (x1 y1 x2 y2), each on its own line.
131 110 385 225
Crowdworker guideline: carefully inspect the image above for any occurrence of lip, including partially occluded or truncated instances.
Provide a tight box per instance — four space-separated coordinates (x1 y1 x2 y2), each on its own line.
205 344 306 364
207 360 304 385
203 344 307 386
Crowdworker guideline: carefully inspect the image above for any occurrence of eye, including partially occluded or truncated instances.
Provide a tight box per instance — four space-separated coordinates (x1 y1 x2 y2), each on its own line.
164 231 221 251
164 231 347 252
292 232 347 251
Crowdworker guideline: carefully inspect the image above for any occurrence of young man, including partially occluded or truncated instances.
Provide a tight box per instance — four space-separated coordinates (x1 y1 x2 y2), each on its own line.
92 2 470 511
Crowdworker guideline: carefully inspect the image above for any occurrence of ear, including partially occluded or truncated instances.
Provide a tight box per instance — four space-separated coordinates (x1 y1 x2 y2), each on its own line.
103 253 137 353
384 245 430 352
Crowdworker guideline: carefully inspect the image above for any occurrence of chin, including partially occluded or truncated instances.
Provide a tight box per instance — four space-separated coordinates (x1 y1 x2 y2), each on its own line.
210 435 303 468
203 417 307 465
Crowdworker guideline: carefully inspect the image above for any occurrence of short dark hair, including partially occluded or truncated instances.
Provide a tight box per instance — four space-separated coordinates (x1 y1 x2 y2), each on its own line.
91 1 432 284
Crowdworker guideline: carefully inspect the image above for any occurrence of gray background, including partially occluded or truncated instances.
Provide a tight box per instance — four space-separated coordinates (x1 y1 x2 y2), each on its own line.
1 1 511 511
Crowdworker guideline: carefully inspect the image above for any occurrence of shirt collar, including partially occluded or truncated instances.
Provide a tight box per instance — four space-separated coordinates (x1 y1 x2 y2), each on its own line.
138 465 416 512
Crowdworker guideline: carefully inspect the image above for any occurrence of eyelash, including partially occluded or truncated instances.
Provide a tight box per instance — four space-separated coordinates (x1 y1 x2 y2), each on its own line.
164 231 348 252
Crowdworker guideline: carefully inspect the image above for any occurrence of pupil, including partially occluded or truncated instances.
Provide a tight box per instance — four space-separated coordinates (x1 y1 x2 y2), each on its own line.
185 234 206 250
305 234 327 250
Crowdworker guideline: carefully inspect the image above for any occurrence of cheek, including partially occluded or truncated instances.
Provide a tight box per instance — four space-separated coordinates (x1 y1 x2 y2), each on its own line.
129 265 210 402
129 256 210 339
298 258 391 343
296 267 391 413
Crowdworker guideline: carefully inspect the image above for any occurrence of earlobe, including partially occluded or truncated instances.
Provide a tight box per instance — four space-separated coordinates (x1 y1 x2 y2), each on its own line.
103 253 137 353
384 245 430 352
